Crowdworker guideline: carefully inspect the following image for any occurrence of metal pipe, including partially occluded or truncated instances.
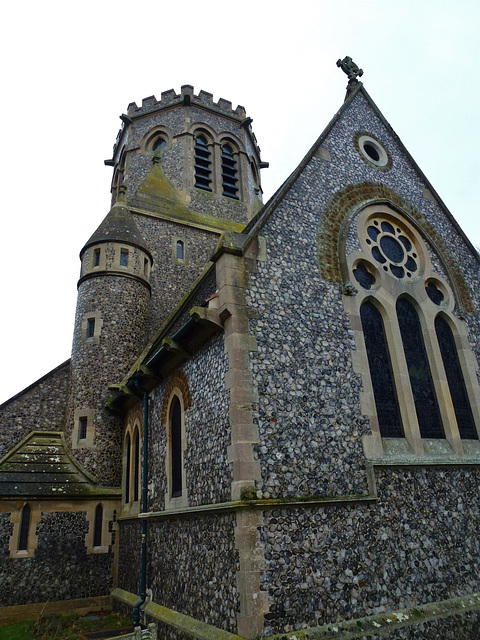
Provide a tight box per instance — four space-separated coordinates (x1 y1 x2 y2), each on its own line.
133 389 149 627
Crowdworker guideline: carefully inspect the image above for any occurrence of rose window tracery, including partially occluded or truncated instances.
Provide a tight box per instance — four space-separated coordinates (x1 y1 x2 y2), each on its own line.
365 219 418 279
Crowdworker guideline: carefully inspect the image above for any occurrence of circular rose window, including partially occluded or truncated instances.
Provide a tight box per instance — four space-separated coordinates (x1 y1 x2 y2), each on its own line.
365 219 418 279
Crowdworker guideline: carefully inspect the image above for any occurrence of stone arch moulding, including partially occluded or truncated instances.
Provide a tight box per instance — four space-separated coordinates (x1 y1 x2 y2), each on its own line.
317 182 473 313
161 370 192 426
218 131 245 153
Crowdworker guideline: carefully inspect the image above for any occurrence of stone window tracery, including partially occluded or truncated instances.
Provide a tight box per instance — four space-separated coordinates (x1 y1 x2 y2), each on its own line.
345 203 480 457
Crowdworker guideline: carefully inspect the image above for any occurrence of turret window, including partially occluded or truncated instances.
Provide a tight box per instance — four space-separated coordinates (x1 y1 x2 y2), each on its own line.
120 249 129 267
94 248 101 267
221 144 239 199
176 240 185 260
79 416 88 440
194 135 212 191
87 318 95 339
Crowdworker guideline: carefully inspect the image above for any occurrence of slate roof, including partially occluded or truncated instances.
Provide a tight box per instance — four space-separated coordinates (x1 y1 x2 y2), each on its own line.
0 432 121 499
81 199 152 260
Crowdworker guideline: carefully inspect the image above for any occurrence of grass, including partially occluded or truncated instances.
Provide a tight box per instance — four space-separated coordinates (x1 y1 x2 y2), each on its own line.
0 612 133 640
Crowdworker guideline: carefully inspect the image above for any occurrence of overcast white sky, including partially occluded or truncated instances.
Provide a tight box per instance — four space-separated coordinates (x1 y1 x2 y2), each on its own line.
1 0 479 404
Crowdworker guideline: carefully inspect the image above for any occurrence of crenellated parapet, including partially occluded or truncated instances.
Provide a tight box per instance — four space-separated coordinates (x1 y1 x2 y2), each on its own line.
126 84 247 120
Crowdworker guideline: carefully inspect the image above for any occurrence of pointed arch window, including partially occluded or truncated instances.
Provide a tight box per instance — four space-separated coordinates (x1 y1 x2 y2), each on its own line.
346 204 480 453
435 315 478 439
18 504 31 551
360 301 403 437
93 504 103 547
221 144 239 199
133 428 140 502
125 432 131 503
397 298 444 438
194 135 212 191
170 396 182 498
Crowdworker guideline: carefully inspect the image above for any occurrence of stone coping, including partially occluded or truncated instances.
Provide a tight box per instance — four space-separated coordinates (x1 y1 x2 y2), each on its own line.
269 592 480 639
112 588 243 640
117 494 376 522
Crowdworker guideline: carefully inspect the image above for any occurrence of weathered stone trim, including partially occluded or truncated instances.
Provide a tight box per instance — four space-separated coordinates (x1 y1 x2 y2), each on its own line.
78 270 152 293
0 595 112 625
267 592 480 639
128 204 245 234
160 370 192 424
119 493 377 521
318 183 474 312
216 241 266 639
112 588 244 640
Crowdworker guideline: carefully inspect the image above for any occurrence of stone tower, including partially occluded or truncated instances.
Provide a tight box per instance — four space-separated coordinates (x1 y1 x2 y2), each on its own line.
67 85 266 484
105 84 266 332
67 197 153 485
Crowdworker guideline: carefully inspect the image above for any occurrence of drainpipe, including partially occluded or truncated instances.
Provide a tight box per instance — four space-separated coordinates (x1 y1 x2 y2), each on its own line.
133 389 149 627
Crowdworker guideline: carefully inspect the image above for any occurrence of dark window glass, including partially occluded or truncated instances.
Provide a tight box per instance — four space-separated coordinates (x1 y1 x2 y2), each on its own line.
87 319 95 339
390 265 405 279
171 397 182 497
381 221 395 234
405 256 417 273
79 416 88 440
144 258 149 277
361 302 403 437
125 434 131 503
367 226 380 241
364 142 380 161
18 504 30 551
134 429 140 502
194 135 212 191
435 316 478 439
152 137 166 152
399 235 412 252
93 504 103 547
176 240 184 260
372 246 386 264
397 298 444 438
380 235 404 263
353 263 376 290
120 249 128 267
426 282 444 305
94 248 100 267
221 144 239 199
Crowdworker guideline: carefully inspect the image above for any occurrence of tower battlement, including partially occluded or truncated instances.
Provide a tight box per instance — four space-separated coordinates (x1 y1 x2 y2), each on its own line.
126 85 247 120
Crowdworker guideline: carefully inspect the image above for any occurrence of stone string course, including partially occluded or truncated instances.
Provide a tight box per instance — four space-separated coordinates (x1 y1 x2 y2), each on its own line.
0 511 114 607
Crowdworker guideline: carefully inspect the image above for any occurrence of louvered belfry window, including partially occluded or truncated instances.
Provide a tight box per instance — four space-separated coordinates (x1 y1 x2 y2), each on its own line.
194 135 212 191
221 144 238 199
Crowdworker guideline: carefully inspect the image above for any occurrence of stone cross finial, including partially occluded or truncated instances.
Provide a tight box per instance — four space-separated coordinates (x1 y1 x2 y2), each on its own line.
337 56 364 100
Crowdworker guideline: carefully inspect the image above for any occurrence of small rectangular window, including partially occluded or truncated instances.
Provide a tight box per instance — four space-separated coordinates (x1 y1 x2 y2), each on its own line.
87 318 95 338
94 248 101 267
143 258 149 277
176 240 185 260
120 249 128 267
79 417 88 440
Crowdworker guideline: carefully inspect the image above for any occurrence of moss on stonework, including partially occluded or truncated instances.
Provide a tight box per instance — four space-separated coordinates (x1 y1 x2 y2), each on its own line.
129 164 244 233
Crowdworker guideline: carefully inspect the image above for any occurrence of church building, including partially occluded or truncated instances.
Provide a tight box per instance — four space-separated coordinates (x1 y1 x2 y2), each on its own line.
1 59 480 638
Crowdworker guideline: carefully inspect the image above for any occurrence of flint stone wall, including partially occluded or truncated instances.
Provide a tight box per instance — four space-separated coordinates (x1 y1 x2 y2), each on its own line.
0 511 113 607
148 336 231 511
0 362 70 459
259 466 480 635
